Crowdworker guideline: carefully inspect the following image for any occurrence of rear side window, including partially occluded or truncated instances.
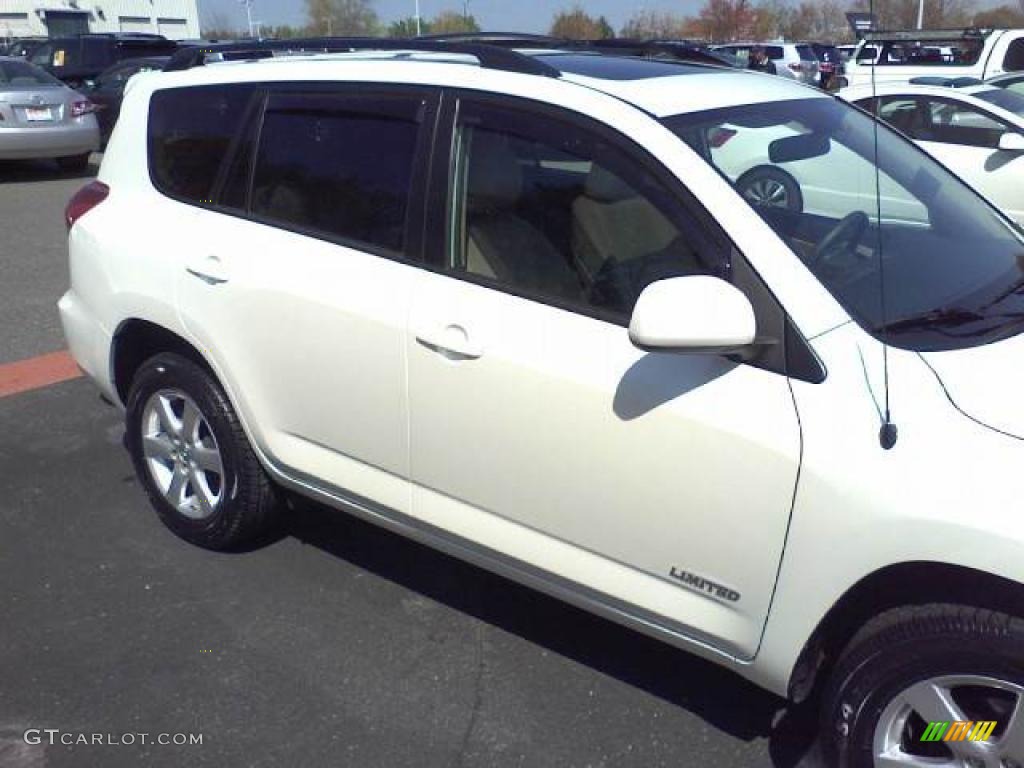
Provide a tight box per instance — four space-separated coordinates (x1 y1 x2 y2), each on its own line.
250 92 423 255
766 46 784 60
1005 38 1024 72
797 45 815 61
148 85 258 204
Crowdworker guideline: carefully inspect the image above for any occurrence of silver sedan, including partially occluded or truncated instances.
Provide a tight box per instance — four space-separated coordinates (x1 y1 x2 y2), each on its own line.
0 57 99 170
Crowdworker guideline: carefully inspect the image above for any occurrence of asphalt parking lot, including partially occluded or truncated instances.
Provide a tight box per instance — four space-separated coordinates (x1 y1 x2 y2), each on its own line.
0 157 822 768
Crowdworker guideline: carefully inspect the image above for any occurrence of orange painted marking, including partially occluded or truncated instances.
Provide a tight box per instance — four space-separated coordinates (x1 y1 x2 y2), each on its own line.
0 350 83 398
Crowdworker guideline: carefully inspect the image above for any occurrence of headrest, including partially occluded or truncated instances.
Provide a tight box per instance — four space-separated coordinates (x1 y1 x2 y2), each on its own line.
583 164 637 203
467 131 522 208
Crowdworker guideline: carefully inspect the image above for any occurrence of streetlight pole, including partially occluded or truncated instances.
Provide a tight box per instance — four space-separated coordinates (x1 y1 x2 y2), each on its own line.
239 0 255 38
916 0 924 29
415 0 421 36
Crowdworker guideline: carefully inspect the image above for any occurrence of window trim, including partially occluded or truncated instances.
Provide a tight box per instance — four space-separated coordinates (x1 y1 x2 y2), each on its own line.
148 82 441 267
424 88 825 383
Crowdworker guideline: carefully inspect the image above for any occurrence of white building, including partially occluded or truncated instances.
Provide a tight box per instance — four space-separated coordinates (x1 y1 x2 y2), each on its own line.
0 0 200 40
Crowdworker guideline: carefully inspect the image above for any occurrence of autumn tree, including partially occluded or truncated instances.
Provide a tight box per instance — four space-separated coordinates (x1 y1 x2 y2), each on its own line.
620 9 692 38
305 0 378 36
550 5 614 39
428 10 481 33
387 16 429 36
972 2 1024 25
695 0 757 41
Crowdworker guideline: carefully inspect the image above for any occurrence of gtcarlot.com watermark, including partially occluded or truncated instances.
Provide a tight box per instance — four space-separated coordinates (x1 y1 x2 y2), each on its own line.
23 729 203 746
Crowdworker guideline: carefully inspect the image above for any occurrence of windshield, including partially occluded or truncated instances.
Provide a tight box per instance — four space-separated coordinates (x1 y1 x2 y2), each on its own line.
973 87 1024 117
0 59 63 88
663 97 1024 352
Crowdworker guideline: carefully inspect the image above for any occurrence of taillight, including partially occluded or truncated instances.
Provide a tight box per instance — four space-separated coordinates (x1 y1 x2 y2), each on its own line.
708 127 737 148
788 62 803 72
65 181 109 230
71 100 96 118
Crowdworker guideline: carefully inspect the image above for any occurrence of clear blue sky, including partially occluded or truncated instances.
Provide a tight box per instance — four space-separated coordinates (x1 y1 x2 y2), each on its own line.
199 0 707 34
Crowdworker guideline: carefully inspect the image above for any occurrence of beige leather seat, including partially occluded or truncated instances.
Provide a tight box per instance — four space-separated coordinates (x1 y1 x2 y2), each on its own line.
571 165 681 282
463 132 582 302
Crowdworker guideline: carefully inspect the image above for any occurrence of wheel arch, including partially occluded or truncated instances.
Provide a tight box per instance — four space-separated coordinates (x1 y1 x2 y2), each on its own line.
787 560 1024 702
111 318 213 406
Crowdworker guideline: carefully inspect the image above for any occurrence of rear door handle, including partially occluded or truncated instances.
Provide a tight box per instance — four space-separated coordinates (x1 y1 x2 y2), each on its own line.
415 324 482 360
186 255 229 286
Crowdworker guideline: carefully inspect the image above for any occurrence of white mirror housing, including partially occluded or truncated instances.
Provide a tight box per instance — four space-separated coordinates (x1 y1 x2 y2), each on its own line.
628 276 757 353
998 132 1024 152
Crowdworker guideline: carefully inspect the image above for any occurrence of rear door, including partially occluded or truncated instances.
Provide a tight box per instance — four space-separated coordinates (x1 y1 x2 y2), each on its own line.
166 84 438 513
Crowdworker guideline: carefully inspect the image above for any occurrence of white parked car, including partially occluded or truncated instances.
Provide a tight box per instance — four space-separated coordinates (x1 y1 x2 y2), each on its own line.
711 42 819 83
61 43 1024 768
845 28 1024 89
841 80 1024 224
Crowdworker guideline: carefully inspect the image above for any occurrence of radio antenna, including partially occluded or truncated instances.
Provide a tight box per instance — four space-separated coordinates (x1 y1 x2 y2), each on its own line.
870 2 898 450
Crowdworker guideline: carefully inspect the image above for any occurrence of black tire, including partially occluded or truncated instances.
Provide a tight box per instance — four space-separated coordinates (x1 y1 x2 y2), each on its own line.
735 166 804 213
125 352 278 550
822 604 1024 768
56 153 91 172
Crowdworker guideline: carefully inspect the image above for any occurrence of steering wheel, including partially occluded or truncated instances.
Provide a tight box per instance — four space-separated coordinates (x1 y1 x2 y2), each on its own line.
812 211 869 267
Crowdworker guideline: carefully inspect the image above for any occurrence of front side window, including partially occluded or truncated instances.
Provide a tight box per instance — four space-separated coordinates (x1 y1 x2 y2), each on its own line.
148 85 259 204
447 101 729 321
664 97 1024 351
925 97 1008 148
250 92 422 255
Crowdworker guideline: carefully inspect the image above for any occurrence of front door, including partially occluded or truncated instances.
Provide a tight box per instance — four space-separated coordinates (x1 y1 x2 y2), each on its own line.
406 95 801 657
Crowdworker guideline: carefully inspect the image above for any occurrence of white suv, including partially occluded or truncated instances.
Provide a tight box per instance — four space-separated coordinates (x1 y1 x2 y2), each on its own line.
60 42 1024 768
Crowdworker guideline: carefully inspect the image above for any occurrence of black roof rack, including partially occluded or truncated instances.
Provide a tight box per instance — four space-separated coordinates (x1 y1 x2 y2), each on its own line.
415 32 574 48
163 37 561 78
862 27 994 42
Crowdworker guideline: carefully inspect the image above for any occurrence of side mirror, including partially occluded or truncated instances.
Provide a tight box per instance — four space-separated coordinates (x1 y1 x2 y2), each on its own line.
628 276 757 353
998 132 1024 152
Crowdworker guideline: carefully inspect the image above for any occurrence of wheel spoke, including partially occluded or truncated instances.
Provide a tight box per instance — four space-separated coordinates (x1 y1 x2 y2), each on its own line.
143 434 175 463
905 681 992 762
904 680 967 724
189 467 217 517
166 464 188 506
193 445 223 476
156 395 181 438
181 400 202 444
998 694 1024 760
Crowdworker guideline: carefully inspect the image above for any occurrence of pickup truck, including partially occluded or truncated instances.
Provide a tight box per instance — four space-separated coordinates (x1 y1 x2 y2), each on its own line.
845 27 1024 88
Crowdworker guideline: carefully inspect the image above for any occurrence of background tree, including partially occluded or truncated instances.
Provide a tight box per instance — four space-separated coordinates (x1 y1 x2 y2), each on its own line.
387 16 430 37
620 9 691 38
428 10 481 33
972 3 1024 24
305 0 379 36
695 0 756 41
550 5 614 39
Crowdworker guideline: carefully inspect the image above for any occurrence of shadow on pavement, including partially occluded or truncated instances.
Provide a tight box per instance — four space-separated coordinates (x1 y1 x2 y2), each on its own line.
284 497 822 767
0 155 99 183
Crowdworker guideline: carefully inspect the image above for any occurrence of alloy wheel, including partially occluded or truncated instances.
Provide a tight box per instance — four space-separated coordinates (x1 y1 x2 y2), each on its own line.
140 389 224 520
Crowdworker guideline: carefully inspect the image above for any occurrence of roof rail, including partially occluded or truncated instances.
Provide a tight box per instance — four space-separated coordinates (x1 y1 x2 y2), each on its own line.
164 37 561 78
415 32 574 49
862 27 994 42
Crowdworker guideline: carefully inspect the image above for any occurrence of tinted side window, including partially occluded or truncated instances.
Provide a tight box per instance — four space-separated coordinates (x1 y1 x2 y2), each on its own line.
925 98 1007 148
148 85 258 204
448 101 729 321
1005 38 1024 72
250 92 422 255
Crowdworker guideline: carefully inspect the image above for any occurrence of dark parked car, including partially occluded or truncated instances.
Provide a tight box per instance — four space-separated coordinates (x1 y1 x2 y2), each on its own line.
27 34 177 88
83 56 169 144
810 43 844 89
2 37 47 58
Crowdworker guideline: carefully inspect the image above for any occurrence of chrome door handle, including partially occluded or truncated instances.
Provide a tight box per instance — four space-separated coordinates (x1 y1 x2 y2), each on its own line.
415 324 482 360
185 268 228 286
